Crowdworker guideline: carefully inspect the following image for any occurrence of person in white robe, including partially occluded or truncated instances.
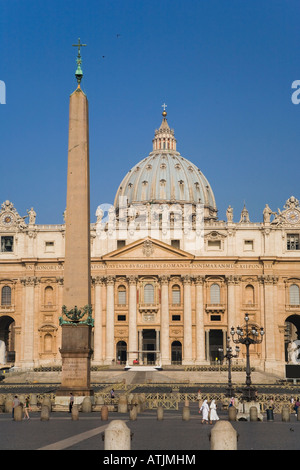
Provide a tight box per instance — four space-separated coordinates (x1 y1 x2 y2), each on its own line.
200 399 209 424
209 399 219 423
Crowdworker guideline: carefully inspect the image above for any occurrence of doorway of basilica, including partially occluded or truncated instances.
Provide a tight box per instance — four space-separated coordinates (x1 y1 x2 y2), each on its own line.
208 329 223 364
171 341 182 364
0 315 15 364
140 329 158 365
285 315 300 363
116 340 127 364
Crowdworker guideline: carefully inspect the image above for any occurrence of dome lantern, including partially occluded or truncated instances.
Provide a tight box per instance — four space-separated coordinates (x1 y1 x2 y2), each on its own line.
152 104 177 152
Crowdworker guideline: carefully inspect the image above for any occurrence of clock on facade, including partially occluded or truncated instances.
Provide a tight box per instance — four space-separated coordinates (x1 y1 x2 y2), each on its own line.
286 210 300 224
1 213 14 226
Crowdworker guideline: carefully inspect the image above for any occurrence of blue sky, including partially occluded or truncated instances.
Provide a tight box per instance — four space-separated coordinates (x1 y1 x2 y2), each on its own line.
1 0 300 224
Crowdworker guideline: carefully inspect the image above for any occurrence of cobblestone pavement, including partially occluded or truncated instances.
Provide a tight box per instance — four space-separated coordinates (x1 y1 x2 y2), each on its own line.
1 403 300 452
1 377 299 456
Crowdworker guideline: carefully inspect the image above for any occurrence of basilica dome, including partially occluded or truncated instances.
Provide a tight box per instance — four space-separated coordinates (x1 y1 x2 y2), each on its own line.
114 110 217 220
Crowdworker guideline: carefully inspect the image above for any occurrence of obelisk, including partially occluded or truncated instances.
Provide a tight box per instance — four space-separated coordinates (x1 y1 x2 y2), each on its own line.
56 39 94 400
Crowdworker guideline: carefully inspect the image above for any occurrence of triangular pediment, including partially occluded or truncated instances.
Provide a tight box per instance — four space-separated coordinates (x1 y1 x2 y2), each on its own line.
102 237 194 261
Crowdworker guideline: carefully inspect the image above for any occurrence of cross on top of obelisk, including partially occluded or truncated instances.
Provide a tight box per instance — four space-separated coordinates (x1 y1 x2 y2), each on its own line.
73 38 87 56
72 38 87 86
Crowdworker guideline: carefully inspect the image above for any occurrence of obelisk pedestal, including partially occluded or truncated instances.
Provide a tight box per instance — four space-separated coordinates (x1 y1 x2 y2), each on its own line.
57 323 93 398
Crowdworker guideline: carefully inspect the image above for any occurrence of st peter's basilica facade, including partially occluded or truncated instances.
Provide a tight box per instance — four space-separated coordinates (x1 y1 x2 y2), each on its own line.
0 110 299 377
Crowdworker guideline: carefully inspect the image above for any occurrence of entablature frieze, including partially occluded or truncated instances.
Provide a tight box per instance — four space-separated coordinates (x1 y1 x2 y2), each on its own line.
20 276 40 286
258 274 279 285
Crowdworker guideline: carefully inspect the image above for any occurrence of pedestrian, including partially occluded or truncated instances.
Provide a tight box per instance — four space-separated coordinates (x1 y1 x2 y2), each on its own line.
69 393 74 413
110 388 115 399
209 399 219 424
199 398 210 424
268 397 275 410
12 395 20 419
23 396 31 420
294 397 300 414
228 397 235 408
197 389 201 400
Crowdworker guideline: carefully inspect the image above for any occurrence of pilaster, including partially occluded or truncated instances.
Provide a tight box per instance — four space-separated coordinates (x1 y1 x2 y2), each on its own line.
182 275 193 364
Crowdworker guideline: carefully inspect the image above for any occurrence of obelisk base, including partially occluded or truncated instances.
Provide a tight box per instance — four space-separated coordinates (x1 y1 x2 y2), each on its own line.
56 323 94 398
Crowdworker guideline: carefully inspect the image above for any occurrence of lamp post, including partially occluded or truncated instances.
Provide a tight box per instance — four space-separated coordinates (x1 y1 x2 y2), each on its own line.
230 313 264 401
223 337 240 397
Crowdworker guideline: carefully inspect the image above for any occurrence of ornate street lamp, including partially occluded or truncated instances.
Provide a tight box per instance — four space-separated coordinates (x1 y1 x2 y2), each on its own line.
222 337 240 397
230 313 264 401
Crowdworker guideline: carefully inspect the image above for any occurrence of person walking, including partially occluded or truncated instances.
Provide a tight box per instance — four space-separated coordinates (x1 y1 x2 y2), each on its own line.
23 396 31 420
199 399 210 424
294 397 300 415
69 393 74 413
12 395 20 419
209 399 219 424
229 397 235 408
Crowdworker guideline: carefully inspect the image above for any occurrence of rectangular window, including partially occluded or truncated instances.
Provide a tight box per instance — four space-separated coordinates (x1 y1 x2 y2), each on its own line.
117 315 126 321
171 239 180 249
144 284 154 304
207 240 221 250
1 236 13 252
172 289 181 305
287 234 300 251
211 315 221 321
118 289 126 305
45 241 55 252
244 240 254 251
117 240 126 249
172 315 181 321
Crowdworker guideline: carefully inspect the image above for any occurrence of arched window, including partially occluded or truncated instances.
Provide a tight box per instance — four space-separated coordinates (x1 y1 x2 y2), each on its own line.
1 286 11 306
290 284 300 305
44 286 54 306
118 285 126 305
210 283 220 304
144 284 154 304
172 285 181 305
245 284 255 305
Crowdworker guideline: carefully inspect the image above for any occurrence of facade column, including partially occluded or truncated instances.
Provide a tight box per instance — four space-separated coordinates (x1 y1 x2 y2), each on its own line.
128 275 138 365
56 276 64 357
160 275 170 365
262 275 279 372
21 276 38 368
205 330 210 362
138 330 143 364
226 275 239 333
105 275 115 364
92 276 104 364
155 328 160 366
182 275 193 364
194 275 206 364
